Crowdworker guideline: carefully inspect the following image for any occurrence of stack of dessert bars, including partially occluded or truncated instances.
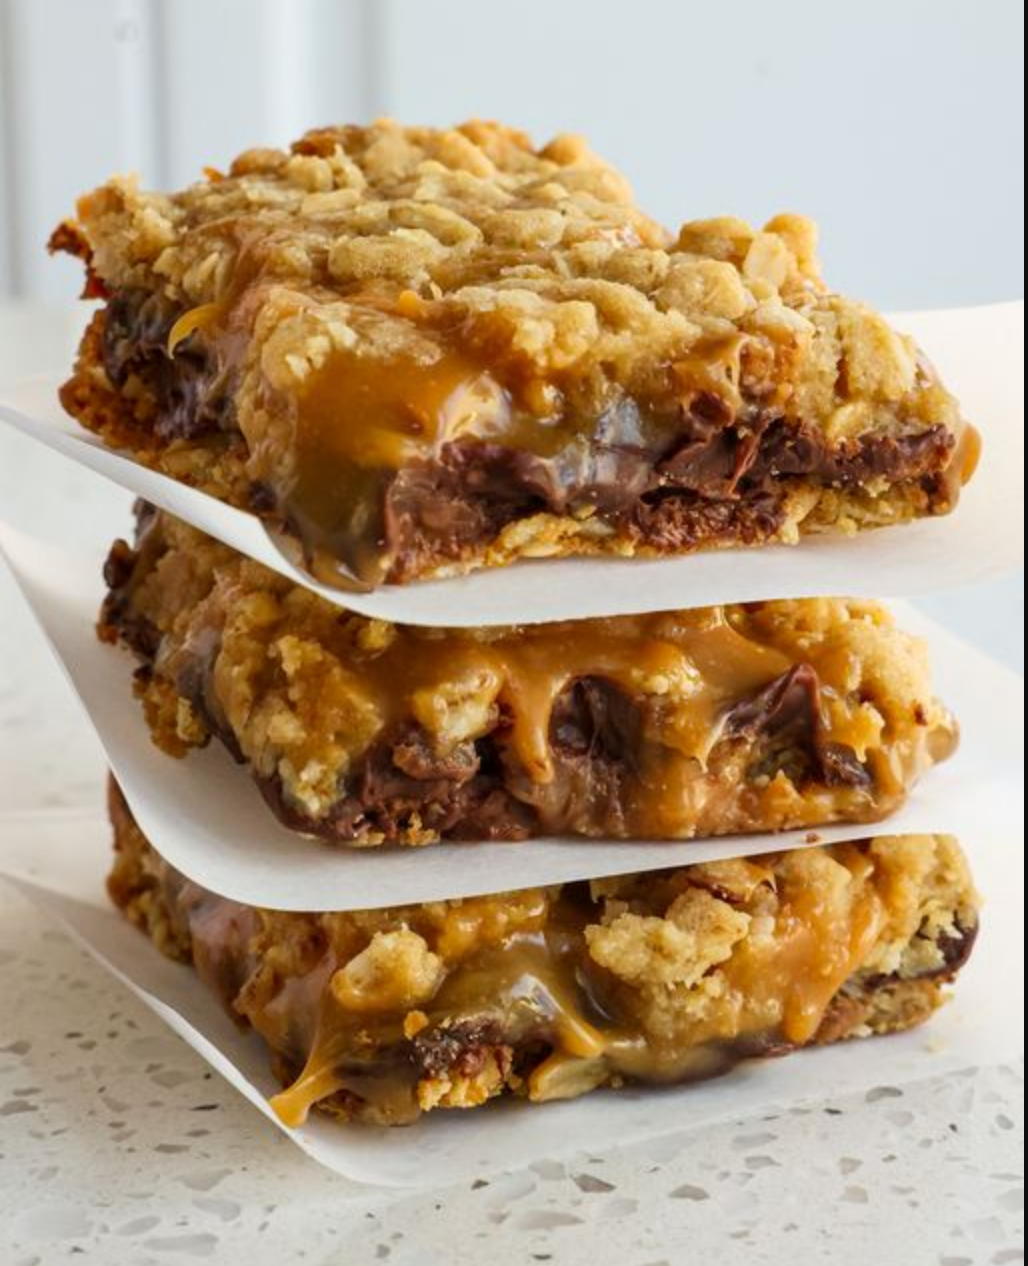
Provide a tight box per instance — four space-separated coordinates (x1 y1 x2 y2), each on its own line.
50 120 981 1128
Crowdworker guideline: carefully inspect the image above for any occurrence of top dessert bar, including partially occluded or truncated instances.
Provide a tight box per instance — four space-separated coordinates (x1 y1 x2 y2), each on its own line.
53 120 979 588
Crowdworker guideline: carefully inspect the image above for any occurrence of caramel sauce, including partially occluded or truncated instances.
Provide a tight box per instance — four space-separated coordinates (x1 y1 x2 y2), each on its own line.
298 343 512 463
956 422 982 487
174 841 894 1127
167 303 224 355
747 849 885 1045
670 334 745 415
279 342 512 582
331 609 795 793
227 287 670 584
267 931 612 1127
147 837 905 1126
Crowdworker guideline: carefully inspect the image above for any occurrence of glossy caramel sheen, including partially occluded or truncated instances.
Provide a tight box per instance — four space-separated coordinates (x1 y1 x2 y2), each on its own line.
283 338 513 583
150 574 955 840
362 609 794 781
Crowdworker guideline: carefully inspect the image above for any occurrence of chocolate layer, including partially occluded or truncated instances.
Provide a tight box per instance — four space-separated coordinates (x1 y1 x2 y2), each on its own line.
103 289 236 443
242 665 866 845
378 410 954 583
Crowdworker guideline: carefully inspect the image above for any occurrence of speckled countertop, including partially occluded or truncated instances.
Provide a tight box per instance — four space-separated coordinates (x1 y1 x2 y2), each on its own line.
0 305 1023 1265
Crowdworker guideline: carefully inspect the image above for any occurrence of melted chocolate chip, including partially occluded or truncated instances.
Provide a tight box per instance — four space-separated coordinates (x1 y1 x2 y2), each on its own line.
413 1018 508 1078
102 289 236 443
723 663 871 789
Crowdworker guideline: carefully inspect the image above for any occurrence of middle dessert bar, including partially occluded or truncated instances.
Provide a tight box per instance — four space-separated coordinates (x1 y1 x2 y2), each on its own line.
100 506 956 846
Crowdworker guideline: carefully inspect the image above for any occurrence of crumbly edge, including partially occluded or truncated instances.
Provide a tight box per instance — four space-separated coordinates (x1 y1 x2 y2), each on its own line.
57 120 950 426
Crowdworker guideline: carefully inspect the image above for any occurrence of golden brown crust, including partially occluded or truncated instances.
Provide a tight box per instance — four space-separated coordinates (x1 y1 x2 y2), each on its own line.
108 779 979 1126
53 121 943 406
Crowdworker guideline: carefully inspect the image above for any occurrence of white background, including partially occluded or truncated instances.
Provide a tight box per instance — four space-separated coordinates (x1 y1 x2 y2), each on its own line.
0 0 1023 308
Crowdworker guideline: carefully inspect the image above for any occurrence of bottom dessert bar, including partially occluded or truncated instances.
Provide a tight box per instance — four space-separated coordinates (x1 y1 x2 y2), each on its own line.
108 780 978 1128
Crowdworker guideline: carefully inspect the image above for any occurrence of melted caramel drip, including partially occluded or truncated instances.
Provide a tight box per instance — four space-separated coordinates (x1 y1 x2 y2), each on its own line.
266 323 663 584
268 928 609 1127
955 421 982 488
281 344 508 581
332 608 795 797
744 850 885 1045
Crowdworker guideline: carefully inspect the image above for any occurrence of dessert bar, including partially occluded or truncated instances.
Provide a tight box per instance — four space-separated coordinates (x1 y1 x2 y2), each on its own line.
101 505 957 846
109 781 978 1127
54 121 978 587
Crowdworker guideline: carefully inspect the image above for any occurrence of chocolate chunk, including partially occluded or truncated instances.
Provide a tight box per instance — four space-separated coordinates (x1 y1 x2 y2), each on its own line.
723 663 824 741
657 408 773 496
247 481 278 513
724 663 871 789
412 1017 508 1078
936 921 979 974
859 920 979 993
256 733 535 844
99 540 163 658
102 537 137 591
630 486 786 552
102 289 236 443
819 742 873 787
174 628 245 761
550 678 639 762
379 415 952 579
